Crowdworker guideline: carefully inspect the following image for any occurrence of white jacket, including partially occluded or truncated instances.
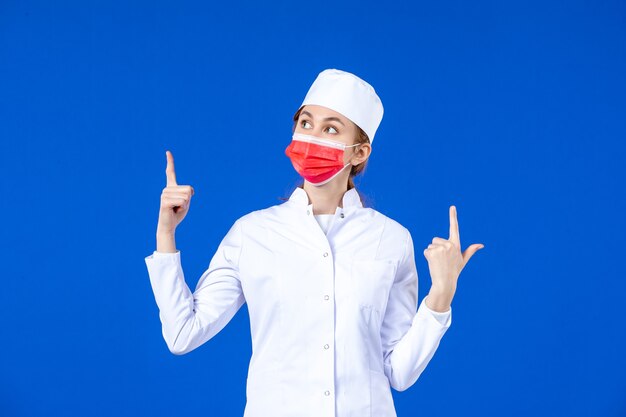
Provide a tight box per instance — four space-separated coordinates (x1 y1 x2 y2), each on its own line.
144 186 452 417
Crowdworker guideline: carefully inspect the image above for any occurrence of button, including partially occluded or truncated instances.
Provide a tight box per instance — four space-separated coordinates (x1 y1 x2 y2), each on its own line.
324 344 329 349
340 212 345 218
306 210 310 215
323 252 328 257
324 295 329 300
324 390 330 396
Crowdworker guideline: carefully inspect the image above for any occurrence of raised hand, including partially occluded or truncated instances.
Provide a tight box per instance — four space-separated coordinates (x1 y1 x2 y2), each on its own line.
423 206 484 311
157 150 195 235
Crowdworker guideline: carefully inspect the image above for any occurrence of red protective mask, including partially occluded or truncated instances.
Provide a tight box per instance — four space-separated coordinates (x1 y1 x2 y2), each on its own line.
285 132 360 186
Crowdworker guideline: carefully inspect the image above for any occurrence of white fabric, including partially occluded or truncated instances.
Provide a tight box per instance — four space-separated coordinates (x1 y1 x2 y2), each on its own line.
144 186 452 417
314 213 335 235
299 68 384 144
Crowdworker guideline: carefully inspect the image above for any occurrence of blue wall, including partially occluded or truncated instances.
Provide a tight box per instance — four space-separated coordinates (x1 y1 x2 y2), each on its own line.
1 1 624 416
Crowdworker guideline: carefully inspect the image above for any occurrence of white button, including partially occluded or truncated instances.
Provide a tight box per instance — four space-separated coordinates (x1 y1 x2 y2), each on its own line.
324 390 330 396
306 210 310 215
324 295 329 300
324 344 329 349
323 252 328 257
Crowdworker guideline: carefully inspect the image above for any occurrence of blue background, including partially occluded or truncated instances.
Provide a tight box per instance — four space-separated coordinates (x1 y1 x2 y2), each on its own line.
1 1 625 416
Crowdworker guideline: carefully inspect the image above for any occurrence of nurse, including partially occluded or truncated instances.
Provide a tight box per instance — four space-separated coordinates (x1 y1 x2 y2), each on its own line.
145 68 484 417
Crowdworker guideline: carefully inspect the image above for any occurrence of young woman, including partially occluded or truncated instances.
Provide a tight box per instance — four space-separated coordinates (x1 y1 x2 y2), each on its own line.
145 68 484 417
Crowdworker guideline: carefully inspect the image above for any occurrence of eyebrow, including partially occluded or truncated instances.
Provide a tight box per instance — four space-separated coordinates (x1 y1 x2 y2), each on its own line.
300 110 345 127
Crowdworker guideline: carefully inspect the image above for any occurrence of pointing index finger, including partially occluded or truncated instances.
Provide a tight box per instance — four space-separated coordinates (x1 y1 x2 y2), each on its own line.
166 150 177 187
449 205 460 246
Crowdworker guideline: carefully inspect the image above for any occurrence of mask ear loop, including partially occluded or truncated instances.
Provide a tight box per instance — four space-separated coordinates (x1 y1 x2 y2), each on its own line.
345 143 363 166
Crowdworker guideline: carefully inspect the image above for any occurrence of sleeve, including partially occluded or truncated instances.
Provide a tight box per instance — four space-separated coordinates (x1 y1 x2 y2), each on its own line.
380 228 452 391
144 219 246 355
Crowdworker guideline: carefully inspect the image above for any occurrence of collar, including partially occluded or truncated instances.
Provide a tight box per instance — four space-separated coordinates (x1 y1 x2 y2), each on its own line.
287 186 363 213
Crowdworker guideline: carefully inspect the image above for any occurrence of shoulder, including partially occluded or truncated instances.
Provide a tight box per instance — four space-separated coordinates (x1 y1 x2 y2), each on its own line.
358 207 413 262
367 207 411 241
231 199 291 229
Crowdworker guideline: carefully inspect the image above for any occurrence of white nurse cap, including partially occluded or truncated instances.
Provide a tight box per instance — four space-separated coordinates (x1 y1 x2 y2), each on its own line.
297 68 384 144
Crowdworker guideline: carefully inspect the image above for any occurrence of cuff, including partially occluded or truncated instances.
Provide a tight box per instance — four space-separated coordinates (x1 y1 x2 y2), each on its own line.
419 295 452 327
145 250 181 262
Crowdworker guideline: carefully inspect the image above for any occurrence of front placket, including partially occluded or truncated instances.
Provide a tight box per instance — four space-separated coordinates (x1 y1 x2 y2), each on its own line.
305 203 337 417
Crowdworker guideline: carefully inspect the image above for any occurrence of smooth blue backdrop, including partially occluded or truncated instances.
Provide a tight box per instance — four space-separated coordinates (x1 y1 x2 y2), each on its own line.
1 1 624 416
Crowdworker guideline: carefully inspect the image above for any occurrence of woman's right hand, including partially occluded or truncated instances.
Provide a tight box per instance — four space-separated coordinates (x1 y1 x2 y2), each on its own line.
157 150 195 235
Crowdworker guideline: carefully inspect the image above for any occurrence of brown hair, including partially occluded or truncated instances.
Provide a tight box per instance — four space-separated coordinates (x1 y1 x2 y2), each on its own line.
279 106 371 207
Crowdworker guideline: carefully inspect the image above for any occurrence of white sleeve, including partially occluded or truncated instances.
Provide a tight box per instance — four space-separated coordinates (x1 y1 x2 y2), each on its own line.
380 229 452 391
144 219 246 355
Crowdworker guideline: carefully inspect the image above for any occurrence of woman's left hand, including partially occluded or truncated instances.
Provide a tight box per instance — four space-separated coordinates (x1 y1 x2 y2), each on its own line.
423 205 484 312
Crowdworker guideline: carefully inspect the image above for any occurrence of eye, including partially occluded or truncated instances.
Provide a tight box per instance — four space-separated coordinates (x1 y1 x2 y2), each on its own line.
299 119 339 134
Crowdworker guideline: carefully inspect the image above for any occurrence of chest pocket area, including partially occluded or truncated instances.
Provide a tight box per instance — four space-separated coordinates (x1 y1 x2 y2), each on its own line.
350 258 398 315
